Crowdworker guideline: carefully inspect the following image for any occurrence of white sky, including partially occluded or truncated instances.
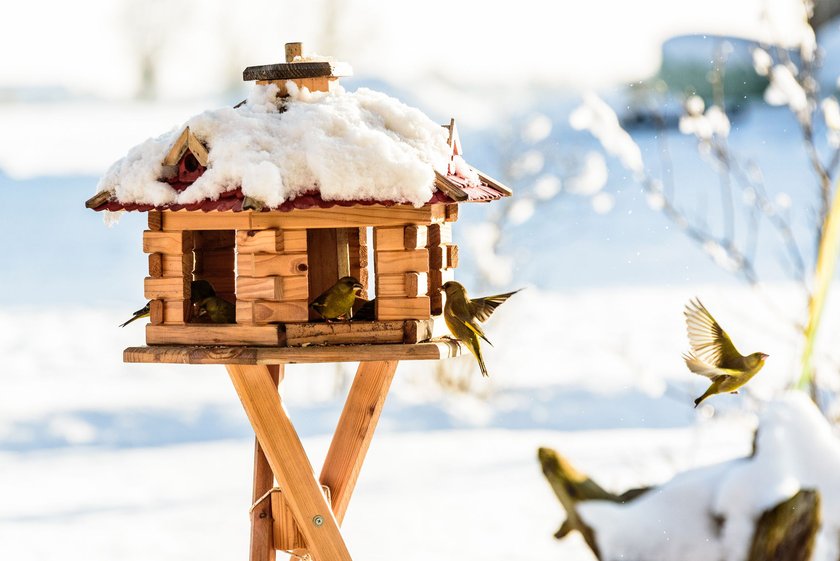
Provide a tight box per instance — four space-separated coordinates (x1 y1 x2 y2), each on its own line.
0 0 812 99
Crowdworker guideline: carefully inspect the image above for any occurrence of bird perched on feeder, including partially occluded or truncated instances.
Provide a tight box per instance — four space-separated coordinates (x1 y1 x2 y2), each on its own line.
441 281 521 377
310 276 365 322
119 279 219 327
683 298 769 407
119 303 150 327
195 296 236 324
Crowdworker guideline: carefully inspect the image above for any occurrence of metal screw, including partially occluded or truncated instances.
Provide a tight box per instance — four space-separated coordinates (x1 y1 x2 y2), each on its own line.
312 515 324 527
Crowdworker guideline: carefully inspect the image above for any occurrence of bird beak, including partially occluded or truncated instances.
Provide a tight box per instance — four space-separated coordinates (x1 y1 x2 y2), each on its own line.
353 282 363 291
760 353 769 360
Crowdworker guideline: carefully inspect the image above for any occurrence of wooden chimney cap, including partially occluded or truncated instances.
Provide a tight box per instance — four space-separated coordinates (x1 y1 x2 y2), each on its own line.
243 41 352 82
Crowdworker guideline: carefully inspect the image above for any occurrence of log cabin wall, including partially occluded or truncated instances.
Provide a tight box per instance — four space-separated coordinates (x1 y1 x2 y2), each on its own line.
236 229 310 324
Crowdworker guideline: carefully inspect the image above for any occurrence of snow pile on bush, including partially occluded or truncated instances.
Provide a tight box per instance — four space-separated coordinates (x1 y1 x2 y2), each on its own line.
96 83 455 208
580 392 840 561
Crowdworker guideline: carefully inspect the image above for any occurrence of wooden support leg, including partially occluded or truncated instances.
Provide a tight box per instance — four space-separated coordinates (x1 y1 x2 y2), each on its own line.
227 364 352 561
320 361 399 523
250 365 283 561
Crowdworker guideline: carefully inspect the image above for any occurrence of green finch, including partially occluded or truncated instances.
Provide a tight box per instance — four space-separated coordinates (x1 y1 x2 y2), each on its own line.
311 276 365 321
119 303 150 327
195 296 236 323
683 298 768 407
120 280 219 327
441 281 520 377
190 279 216 302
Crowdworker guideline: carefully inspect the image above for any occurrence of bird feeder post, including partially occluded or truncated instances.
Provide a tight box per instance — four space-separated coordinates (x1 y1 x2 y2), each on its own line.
89 40 513 560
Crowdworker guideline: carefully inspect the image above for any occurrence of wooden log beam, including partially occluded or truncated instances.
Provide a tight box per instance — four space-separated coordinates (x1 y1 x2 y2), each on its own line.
123 340 463 365
226 364 353 561
249 365 282 561
145 324 284 346
320 361 399 523
236 230 308 254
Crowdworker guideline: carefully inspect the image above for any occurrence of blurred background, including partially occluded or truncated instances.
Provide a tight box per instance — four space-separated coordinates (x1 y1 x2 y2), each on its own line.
3 0 840 559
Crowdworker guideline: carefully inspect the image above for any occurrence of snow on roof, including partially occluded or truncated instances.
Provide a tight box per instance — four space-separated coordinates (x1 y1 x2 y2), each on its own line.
95 83 477 210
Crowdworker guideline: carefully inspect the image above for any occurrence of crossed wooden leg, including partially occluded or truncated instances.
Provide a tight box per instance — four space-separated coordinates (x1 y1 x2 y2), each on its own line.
228 360 399 561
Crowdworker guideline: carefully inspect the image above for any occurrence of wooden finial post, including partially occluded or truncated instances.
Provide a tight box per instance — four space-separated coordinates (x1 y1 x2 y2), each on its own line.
285 42 303 62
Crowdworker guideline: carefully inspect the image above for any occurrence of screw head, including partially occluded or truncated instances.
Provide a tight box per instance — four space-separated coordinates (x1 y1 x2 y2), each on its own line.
312 514 324 527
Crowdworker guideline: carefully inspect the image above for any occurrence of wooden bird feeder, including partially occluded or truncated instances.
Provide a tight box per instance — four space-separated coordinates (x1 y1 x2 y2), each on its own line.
87 42 511 561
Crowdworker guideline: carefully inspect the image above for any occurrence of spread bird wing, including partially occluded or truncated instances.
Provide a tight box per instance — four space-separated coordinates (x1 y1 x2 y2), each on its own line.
684 298 744 368
469 289 521 323
683 353 743 379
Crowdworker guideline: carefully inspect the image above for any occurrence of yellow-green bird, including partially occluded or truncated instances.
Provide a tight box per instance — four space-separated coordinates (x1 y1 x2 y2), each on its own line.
119 303 150 327
120 280 218 327
683 298 769 407
441 281 520 377
195 296 236 324
310 276 364 321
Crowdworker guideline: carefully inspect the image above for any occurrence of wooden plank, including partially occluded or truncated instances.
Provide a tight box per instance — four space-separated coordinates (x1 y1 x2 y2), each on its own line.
142 230 192 254
375 272 428 297
444 203 459 222
430 203 447 224
272 486 332 551
404 225 428 249
284 321 418 346
162 210 252 231
434 171 469 202
348 228 367 297
162 127 191 166
285 42 302 62
404 318 434 343
145 325 284 346
149 253 163 278
144 276 189 300
250 365 282 561
336 228 351 278
125 340 462 364
236 230 308 254
293 76 332 93
238 254 309 277
374 249 429 274
427 223 452 246
251 205 436 229
429 244 458 270
149 253 193 277
307 229 341 321
148 211 163 231
237 276 309 301
225 364 353 561
243 61 351 81
149 299 189 325
320 361 399 524
475 168 514 196
85 190 112 209
373 227 405 251
376 297 431 320
236 300 309 324
373 225 427 251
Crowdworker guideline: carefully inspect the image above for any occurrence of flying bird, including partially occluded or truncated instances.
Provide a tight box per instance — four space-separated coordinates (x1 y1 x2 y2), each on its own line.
310 276 365 321
441 281 520 377
683 298 769 407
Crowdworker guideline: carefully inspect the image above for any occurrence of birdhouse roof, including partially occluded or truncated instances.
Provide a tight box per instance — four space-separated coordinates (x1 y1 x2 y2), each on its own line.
88 84 510 214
